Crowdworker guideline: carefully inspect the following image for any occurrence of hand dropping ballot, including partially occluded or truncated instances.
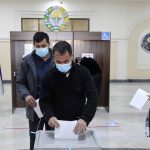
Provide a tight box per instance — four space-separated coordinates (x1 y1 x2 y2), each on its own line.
34 99 43 118
129 88 150 110
54 120 78 140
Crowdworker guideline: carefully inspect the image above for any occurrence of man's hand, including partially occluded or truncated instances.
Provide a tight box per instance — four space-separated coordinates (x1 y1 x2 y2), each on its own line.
25 95 37 108
74 119 87 134
48 117 60 128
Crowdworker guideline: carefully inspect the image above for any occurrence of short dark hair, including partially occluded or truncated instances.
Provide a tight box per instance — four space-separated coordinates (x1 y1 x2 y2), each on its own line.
33 32 49 44
53 41 72 56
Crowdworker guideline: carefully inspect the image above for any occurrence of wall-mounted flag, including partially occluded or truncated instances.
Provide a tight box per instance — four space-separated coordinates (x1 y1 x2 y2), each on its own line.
0 65 4 95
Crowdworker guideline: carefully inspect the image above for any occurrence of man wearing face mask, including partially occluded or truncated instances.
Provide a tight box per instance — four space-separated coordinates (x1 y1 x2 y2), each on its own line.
39 41 98 135
16 32 54 150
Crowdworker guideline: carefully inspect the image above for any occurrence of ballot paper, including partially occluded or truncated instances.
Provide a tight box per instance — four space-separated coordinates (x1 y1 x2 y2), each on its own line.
54 120 78 140
34 99 43 118
129 88 149 110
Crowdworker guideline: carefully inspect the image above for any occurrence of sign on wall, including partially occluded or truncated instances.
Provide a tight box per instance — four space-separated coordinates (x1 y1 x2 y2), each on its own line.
44 6 69 31
141 33 150 53
82 53 94 58
101 32 111 40
137 31 150 69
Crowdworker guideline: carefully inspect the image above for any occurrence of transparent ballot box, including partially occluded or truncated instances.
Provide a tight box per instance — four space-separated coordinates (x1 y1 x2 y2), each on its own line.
34 130 101 150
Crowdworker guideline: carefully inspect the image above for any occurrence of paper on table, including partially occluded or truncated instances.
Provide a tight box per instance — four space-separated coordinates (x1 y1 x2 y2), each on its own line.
129 88 149 110
54 120 78 140
34 99 43 118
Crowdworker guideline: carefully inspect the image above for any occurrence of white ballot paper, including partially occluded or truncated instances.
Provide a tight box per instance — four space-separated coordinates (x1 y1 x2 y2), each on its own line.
54 120 78 140
129 88 149 110
34 99 43 118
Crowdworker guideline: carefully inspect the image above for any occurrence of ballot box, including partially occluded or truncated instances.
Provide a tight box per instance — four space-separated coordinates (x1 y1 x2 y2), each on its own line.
34 130 101 150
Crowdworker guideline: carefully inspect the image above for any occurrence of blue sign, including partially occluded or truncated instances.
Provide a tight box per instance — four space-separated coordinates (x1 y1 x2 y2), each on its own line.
101 32 111 40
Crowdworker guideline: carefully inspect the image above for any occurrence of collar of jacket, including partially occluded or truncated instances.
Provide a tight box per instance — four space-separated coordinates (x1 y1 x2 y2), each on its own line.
24 49 54 77
23 51 37 81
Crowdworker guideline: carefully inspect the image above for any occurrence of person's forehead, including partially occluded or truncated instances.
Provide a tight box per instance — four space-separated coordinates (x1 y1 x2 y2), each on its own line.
54 51 71 57
54 51 71 63
34 39 48 45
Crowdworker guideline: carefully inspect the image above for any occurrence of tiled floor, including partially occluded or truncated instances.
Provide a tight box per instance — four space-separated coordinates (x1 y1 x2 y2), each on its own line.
0 83 150 150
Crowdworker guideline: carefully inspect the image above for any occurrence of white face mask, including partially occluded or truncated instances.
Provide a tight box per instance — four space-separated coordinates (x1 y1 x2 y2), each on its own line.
56 62 72 73
35 47 49 57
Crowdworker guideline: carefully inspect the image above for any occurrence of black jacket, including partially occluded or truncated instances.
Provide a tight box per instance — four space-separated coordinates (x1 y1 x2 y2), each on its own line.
80 57 102 95
39 62 98 125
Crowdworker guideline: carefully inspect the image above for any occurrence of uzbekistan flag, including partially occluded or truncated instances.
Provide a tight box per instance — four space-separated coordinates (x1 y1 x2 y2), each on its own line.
0 65 4 95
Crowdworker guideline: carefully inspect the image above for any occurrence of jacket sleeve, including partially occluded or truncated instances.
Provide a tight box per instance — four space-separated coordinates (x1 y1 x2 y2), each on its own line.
16 60 30 100
80 67 98 125
39 73 54 123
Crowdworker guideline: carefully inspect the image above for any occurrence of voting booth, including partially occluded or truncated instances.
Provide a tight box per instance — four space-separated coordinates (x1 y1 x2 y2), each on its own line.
10 31 110 112
34 130 101 150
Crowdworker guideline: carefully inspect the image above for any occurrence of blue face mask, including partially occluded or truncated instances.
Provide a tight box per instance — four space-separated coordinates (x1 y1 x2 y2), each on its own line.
56 63 71 73
35 47 49 57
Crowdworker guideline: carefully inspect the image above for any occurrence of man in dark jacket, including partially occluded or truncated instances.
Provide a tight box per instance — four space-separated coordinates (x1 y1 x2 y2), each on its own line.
39 41 98 134
80 57 102 96
16 32 54 150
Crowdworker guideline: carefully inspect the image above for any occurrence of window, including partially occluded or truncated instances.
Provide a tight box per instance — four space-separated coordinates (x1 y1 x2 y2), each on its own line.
21 18 89 32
